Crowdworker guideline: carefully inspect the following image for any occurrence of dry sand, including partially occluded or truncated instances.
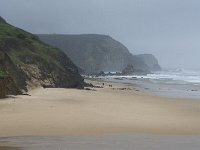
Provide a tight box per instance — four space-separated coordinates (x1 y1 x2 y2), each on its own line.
0 80 200 137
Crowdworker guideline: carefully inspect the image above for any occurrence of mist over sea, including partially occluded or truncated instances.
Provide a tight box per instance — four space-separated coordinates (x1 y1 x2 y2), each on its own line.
103 68 200 99
145 68 200 84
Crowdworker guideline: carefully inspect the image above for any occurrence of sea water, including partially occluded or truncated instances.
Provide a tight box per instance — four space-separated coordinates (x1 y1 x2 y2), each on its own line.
104 68 200 99
144 68 200 84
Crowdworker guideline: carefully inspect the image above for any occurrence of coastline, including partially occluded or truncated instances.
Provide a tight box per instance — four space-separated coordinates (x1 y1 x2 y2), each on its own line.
1 134 200 150
95 76 200 99
1 78 200 149
0 79 200 137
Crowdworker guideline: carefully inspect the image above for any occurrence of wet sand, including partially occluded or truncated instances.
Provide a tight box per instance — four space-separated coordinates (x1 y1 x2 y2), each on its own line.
0 134 200 150
101 76 200 99
0 79 200 149
0 146 21 150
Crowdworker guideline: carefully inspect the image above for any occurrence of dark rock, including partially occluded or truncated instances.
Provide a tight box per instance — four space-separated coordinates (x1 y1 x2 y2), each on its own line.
84 82 94 88
96 71 106 76
0 76 21 98
114 78 123 80
121 64 151 75
122 64 135 75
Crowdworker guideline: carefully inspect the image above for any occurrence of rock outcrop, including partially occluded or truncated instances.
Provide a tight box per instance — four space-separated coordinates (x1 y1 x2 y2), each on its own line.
0 49 27 92
121 64 151 75
0 76 20 98
38 34 161 74
0 16 84 98
135 54 161 71
122 64 135 75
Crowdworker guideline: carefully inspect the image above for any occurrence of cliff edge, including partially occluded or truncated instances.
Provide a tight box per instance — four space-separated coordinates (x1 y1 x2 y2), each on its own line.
38 34 161 74
0 16 84 98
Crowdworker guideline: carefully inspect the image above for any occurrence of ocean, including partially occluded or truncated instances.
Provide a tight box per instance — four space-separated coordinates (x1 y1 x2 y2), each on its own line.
138 68 200 84
103 69 200 99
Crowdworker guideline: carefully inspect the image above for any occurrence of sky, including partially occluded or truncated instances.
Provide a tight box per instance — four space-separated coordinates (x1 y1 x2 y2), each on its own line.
0 0 200 69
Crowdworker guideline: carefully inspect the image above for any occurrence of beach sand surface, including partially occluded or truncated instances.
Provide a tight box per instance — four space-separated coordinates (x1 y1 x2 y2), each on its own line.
0 80 200 137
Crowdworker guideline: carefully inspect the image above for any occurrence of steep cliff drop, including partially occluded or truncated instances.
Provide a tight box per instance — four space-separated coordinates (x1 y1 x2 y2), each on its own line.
0 16 84 98
38 34 161 74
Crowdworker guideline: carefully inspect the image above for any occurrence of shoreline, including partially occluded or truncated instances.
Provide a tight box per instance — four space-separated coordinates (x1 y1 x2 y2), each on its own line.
1 79 200 149
0 79 200 137
92 76 200 99
0 134 200 150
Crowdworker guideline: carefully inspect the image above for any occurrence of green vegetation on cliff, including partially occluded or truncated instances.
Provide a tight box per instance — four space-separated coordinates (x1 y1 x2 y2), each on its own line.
0 68 7 77
0 16 84 98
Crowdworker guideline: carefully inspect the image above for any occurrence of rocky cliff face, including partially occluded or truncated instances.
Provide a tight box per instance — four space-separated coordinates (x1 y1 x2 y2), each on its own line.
38 34 161 74
38 34 131 73
0 76 20 98
135 54 161 71
121 64 151 75
0 49 27 92
0 17 84 98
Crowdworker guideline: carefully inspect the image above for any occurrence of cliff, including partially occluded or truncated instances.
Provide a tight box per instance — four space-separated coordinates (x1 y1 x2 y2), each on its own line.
0 76 20 98
38 34 161 74
135 54 161 71
0 16 84 98
0 49 27 92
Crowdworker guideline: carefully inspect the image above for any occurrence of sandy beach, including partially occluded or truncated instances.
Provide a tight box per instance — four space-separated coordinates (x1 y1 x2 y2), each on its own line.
0 80 200 137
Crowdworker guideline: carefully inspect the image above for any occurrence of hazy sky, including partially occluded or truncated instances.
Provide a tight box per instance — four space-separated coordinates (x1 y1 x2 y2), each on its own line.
1 0 200 69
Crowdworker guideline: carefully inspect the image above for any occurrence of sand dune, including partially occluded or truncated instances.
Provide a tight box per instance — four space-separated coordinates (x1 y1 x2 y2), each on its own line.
0 81 200 137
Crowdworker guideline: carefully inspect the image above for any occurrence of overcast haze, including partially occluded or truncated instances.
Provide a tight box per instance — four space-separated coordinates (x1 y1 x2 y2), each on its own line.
1 0 200 69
